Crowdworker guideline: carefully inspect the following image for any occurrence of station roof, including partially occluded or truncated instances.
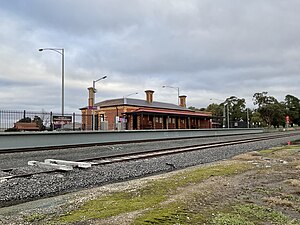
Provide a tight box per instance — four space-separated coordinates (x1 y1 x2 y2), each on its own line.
80 98 212 118
81 98 190 111
126 108 212 118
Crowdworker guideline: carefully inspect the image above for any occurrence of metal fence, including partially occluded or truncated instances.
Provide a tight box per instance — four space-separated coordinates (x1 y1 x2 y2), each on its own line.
3 110 251 132
0 110 86 132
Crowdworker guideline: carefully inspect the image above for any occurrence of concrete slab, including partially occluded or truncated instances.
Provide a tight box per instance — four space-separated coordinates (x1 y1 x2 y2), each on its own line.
28 161 73 171
44 159 92 169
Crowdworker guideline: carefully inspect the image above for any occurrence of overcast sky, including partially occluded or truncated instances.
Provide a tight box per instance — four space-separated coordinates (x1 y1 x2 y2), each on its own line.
1 0 300 113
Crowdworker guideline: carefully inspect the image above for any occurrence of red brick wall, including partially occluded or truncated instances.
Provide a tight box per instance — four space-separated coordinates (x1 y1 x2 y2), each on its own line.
98 106 139 130
82 105 213 130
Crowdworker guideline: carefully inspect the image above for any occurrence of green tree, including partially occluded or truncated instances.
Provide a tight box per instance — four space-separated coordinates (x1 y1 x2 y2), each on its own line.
253 92 285 128
206 103 224 127
251 111 265 127
206 103 223 117
225 96 246 126
284 94 300 126
188 106 199 111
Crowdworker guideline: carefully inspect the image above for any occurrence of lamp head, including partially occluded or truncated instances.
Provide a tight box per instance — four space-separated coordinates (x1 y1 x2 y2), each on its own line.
38 49 44 52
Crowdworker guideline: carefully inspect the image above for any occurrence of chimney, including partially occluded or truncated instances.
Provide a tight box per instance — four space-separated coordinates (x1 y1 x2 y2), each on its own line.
145 90 154 103
88 87 95 107
179 95 187 108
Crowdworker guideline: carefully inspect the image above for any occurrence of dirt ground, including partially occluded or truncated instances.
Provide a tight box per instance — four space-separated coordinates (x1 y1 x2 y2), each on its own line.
0 145 300 224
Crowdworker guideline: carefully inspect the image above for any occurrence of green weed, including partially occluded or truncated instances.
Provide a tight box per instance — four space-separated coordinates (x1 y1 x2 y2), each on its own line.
24 213 46 223
208 203 300 225
211 212 254 225
132 203 189 225
234 203 297 224
57 162 251 224
58 192 165 223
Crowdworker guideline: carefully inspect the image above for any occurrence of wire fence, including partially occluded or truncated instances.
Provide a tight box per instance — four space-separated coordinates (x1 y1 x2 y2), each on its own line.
0 110 88 132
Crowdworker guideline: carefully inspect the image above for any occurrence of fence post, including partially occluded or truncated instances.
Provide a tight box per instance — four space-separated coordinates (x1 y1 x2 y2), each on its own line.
23 110 26 119
73 113 75 131
50 111 53 131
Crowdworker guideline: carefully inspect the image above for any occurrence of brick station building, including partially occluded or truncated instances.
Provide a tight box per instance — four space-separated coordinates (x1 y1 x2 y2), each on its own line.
80 89 213 130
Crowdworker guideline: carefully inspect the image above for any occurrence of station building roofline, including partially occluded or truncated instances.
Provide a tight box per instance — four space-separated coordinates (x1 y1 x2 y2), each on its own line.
80 97 191 111
80 97 212 118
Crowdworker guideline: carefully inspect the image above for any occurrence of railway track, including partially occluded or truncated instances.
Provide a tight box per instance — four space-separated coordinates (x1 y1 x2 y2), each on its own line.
0 128 263 153
1 131 298 182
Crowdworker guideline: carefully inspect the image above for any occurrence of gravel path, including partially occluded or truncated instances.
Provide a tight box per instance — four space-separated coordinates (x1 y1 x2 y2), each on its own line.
1 133 300 207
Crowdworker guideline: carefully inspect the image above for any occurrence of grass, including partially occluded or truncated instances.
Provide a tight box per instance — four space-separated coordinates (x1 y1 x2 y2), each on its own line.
132 202 189 225
56 162 251 224
58 191 165 223
259 146 300 155
24 213 46 223
234 204 291 223
211 212 255 225
132 202 300 225
209 203 300 225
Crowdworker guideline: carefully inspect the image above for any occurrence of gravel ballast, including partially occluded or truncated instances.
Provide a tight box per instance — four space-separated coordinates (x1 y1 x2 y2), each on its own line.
1 133 300 207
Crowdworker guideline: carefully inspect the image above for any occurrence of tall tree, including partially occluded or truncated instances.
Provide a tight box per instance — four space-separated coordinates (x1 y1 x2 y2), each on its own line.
253 92 285 127
251 111 265 127
225 96 246 124
205 103 224 127
284 94 300 126
206 103 223 117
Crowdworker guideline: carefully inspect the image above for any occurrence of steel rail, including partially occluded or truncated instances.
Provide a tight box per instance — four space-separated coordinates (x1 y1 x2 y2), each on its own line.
79 132 297 164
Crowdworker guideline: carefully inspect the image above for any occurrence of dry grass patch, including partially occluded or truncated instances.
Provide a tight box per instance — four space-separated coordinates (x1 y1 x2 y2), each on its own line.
263 196 294 207
286 179 300 187
232 151 262 161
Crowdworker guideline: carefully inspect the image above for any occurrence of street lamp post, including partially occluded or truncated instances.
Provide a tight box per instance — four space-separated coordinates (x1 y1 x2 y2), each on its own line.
39 48 65 115
162 85 180 105
92 75 107 131
123 92 138 104
93 75 107 93
246 108 250 128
